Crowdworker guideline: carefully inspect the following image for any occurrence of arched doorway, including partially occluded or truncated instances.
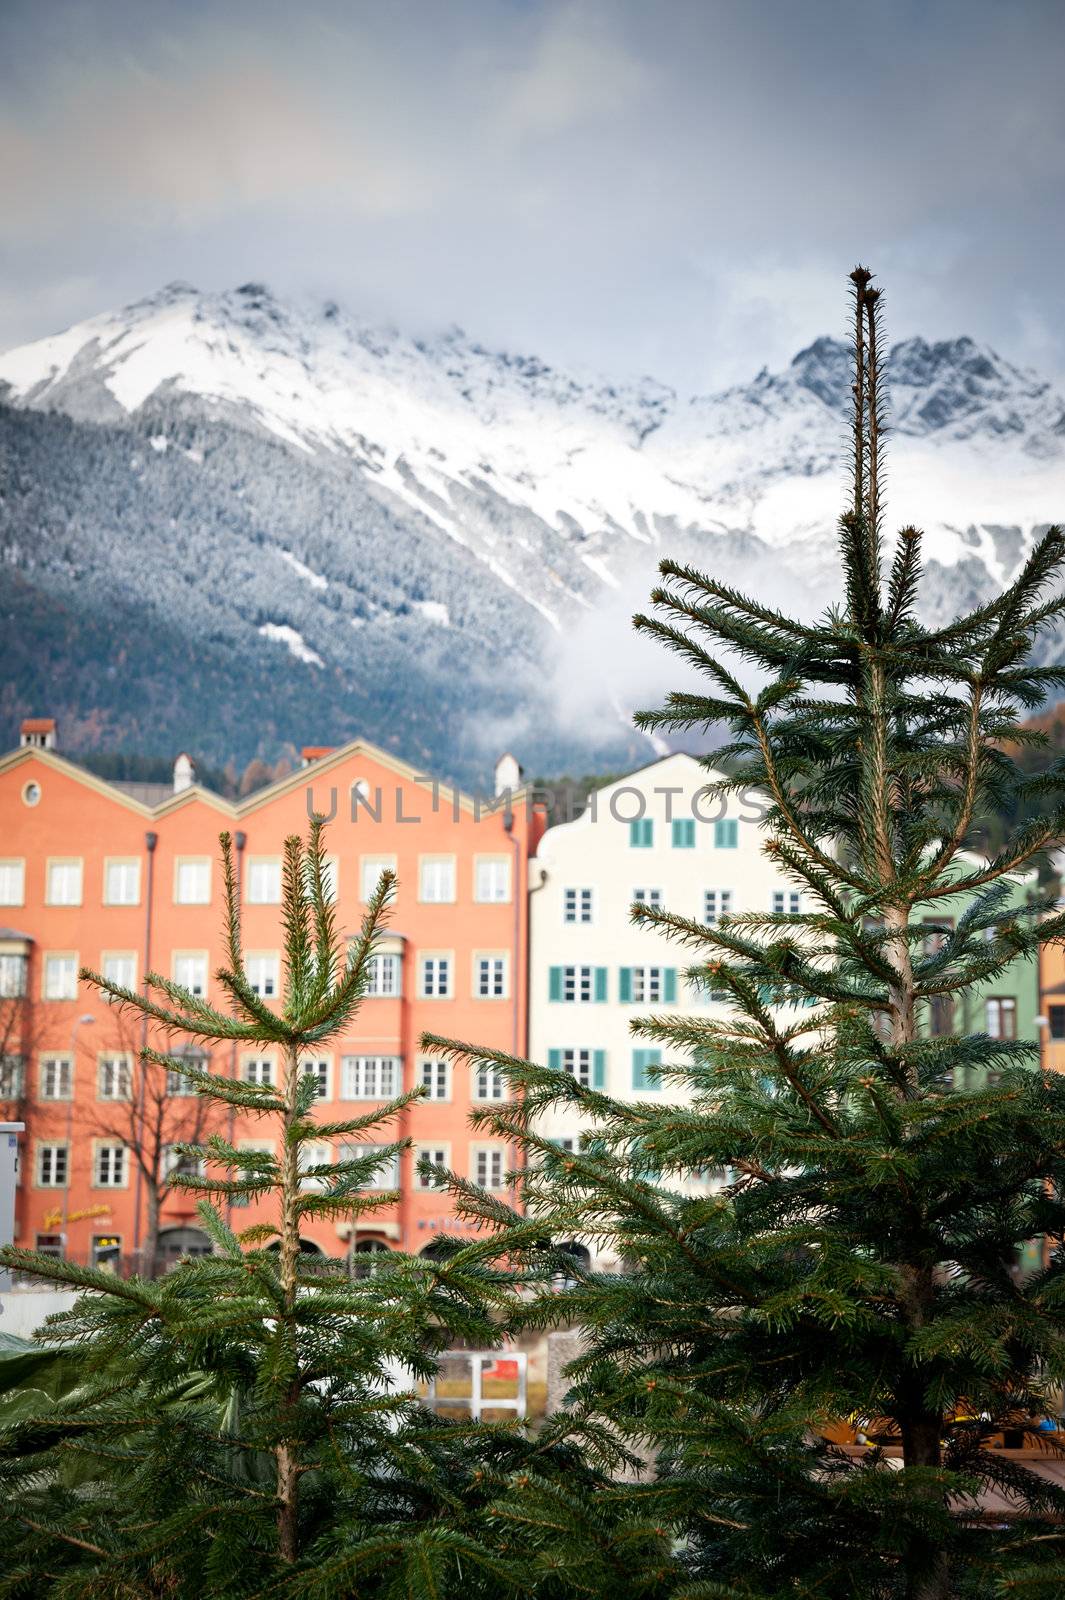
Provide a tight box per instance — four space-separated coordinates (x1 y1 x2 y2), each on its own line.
156 1226 213 1273
419 1239 464 1264
554 1240 591 1286
351 1238 392 1279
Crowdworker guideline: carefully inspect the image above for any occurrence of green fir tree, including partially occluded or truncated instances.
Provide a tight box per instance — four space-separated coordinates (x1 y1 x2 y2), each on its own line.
427 269 1065 1600
0 821 629 1599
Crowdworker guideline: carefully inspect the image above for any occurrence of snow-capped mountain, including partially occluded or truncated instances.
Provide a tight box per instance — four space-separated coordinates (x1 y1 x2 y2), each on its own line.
0 281 1062 783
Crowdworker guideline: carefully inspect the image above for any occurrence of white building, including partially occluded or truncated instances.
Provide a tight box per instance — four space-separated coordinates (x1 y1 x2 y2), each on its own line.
528 753 793 1257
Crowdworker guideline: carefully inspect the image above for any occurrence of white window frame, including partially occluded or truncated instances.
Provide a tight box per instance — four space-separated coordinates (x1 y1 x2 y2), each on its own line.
39 1054 73 1101
246 952 280 999
161 1144 206 1181
46 857 83 907
772 890 802 915
0 1053 24 1097
245 857 282 905
0 953 26 998
43 952 78 1001
419 953 453 999
365 952 402 997
0 859 25 906
563 887 594 925
166 1049 207 1096
341 1055 400 1101
561 1047 593 1088
305 1055 332 1100
474 855 511 904
298 1141 333 1192
474 1063 507 1101
36 1140 69 1188
337 1142 400 1190
173 950 209 998
360 855 396 903
418 855 457 904
242 1056 275 1088
97 1053 132 1102
630 966 665 1004
103 857 140 906
101 951 138 990
562 966 595 1003
419 1057 450 1101
473 952 509 999
93 1141 128 1189
704 889 734 925
174 857 212 905
415 1142 451 1189
632 887 663 910
473 1145 506 1191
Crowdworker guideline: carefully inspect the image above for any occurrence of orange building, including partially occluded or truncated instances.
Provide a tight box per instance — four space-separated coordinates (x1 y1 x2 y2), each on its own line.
0 724 541 1272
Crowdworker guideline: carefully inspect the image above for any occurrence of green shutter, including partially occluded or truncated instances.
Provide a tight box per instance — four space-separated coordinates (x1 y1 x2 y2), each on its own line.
630 819 653 848
593 1049 606 1089
672 818 695 848
632 1049 647 1090
549 967 562 1001
547 1048 562 1071
663 968 677 1003
594 967 608 1002
715 819 738 849
619 967 632 1003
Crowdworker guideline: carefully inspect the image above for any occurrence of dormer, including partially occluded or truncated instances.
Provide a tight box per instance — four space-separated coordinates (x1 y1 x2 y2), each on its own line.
19 717 56 751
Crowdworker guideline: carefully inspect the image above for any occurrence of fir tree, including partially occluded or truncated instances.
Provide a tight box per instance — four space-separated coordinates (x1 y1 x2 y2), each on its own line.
427 270 1065 1599
0 821 625 1599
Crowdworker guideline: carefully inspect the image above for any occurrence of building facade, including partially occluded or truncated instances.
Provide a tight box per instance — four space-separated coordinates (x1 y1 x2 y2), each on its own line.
0 728 540 1270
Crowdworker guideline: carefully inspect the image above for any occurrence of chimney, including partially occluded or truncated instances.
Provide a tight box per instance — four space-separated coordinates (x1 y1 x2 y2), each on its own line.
173 752 196 793
301 746 335 768
19 717 56 751
494 752 521 797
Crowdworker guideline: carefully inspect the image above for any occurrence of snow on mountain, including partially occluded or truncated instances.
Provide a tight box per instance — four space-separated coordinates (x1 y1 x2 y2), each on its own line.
0 280 1062 780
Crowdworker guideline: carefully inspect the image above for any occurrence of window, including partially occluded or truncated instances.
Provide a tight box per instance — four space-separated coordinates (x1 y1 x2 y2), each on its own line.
419 856 456 903
704 889 733 925
0 860 25 905
43 954 77 1000
341 1055 399 1100
0 1055 24 1098
298 1142 333 1192
772 890 802 915
243 1057 274 1088
563 887 593 924
474 954 508 998
162 1145 206 1181
166 1049 206 1095
174 858 211 904
416 1145 450 1188
103 858 140 905
474 1147 506 1190
37 1143 68 1187
246 953 279 998
475 856 511 903
246 858 282 904
0 953 27 997
366 953 401 997
547 1047 605 1090
361 855 396 902
420 1058 450 1100
986 997 1017 1040
632 1048 662 1090
102 952 137 990
672 818 695 849
232 1140 275 1204
40 1056 72 1101
97 1054 131 1101
549 965 607 1003
306 1057 331 1099
420 955 452 998
714 819 738 849
1049 1005 1065 1042
321 857 338 902
633 887 663 911
173 952 208 997
35 1233 64 1259
619 967 677 1004
46 859 82 906
629 819 653 848
928 997 955 1038
474 1063 507 1100
94 1144 127 1187
337 1142 400 1189
922 917 955 956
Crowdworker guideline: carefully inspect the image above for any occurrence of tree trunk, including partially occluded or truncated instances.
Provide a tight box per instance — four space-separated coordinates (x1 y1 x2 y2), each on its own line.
276 1042 301 1563
143 1184 160 1279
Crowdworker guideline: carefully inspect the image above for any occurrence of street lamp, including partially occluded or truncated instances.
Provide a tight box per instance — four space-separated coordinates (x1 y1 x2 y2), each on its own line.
60 1012 95 1258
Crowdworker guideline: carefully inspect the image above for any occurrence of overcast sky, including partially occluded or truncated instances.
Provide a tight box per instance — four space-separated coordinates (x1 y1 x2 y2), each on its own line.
2 0 1064 390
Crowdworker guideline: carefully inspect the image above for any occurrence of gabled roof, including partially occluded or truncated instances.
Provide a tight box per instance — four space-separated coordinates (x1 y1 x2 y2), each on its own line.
0 737 524 822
